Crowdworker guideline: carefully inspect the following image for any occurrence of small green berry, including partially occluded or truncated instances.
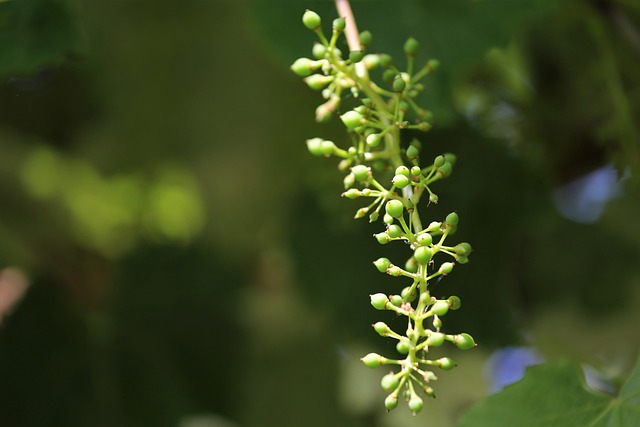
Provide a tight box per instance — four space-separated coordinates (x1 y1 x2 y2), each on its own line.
438 262 454 275
396 339 410 354
444 152 456 165
453 333 476 350
304 74 333 90
349 50 364 63
385 200 404 218
434 155 445 167
359 30 372 47
387 224 403 238
408 395 424 414
373 321 390 336
429 193 439 203
319 140 336 156
343 173 355 189
387 265 402 276
456 254 469 264
333 17 346 32
433 316 442 330
379 54 393 67
404 37 419 56
312 43 326 59
351 164 370 182
406 144 419 161
436 357 457 371
392 174 410 189
445 212 459 227
302 10 321 30
370 293 389 310
369 211 379 222
340 110 364 129
416 232 432 246
382 69 396 82
404 257 418 273
375 232 390 244
383 213 394 225
392 75 406 92
447 296 462 310
428 59 440 69
426 332 445 347
455 242 472 256
384 393 399 411
342 188 361 199
381 373 399 391
436 162 453 178
431 300 449 316
306 138 324 156
373 257 391 272
291 58 320 76
414 246 432 264
395 166 410 177
362 352 388 368
401 286 417 301
366 133 382 147
411 166 421 176
390 294 403 306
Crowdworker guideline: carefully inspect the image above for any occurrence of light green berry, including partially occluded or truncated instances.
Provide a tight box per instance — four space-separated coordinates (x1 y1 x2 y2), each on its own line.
351 164 370 182
302 9 321 30
426 332 445 347
431 300 449 316
408 395 424 414
437 357 457 370
381 373 399 391
370 293 389 310
385 200 404 218
414 246 432 264
453 333 476 350
392 174 410 189
362 352 387 368
340 110 364 129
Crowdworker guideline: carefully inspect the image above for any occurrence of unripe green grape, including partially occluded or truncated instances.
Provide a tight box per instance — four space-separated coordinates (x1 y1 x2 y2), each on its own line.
392 174 410 189
333 17 346 32
456 254 469 264
373 257 391 272
404 37 419 56
373 321 390 336
387 224 403 238
291 58 320 76
431 300 449 316
426 332 445 347
306 138 324 156
426 221 441 232
411 166 421 176
379 54 393 67
366 133 381 147
362 352 387 368
369 211 379 222
340 110 364 129
447 296 461 310
370 293 389 310
406 144 419 161
401 286 417 301
351 164 370 182
395 165 410 177
319 140 336 156
416 232 432 246
392 76 406 92
385 200 404 218
396 339 410 354
359 30 372 47
408 395 424 414
432 315 442 330
384 393 399 411
381 373 399 391
390 294 403 307
354 207 369 219
302 9 321 30
405 257 418 273
445 212 459 227
429 193 439 203
438 262 454 275
414 246 432 264
453 333 476 350
419 291 431 306
437 357 456 370
374 232 390 244
312 43 326 59
434 155 445 167
349 50 364 63
304 74 334 90
383 213 394 225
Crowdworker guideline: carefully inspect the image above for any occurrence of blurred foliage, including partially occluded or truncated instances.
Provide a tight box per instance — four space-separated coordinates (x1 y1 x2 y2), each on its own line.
0 0 638 426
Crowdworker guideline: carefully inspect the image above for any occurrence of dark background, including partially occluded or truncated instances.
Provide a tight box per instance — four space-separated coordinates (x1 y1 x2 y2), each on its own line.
0 1 639 426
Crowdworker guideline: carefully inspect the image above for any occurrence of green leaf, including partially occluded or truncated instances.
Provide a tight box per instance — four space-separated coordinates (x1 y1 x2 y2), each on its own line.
459 358 640 427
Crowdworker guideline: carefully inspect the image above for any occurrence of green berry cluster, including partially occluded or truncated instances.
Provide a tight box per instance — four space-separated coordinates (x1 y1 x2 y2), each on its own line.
293 9 476 415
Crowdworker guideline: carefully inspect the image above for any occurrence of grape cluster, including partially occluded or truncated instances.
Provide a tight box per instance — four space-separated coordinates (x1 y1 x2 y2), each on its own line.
293 9 476 415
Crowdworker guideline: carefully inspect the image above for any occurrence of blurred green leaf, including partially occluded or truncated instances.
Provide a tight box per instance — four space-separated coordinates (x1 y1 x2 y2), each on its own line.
0 0 80 75
459 357 640 427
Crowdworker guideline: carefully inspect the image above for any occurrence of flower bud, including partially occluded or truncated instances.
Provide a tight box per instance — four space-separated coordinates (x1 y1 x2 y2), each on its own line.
445 212 459 227
453 333 476 350
408 394 424 414
373 257 391 272
456 254 469 264
369 211 379 222
404 256 418 273
438 262 454 275
392 75 406 92
431 300 449 316
381 373 399 391
414 246 432 264
426 332 445 347
396 339 410 354
416 232 432 246
351 164 370 182
436 162 453 178
359 30 372 48
312 43 326 59
306 137 324 156
375 232 390 244
406 144 419 161
373 321 390 336
392 174 410 189
390 294 403 307
333 17 346 32
429 193 439 203
447 296 461 310
303 10 322 30
383 213 394 225
455 242 472 256
349 50 364 63
365 133 381 147
387 266 402 276
342 189 361 199
370 293 389 310
319 139 336 156
382 69 396 82
434 155 445 167
436 357 456 370
444 152 456 165
401 286 417 301
385 200 404 218
340 110 364 129
432 315 442 330
291 58 321 76
384 393 399 411
304 74 334 90
361 352 387 368
404 37 419 56
387 224 403 238
426 221 441 232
